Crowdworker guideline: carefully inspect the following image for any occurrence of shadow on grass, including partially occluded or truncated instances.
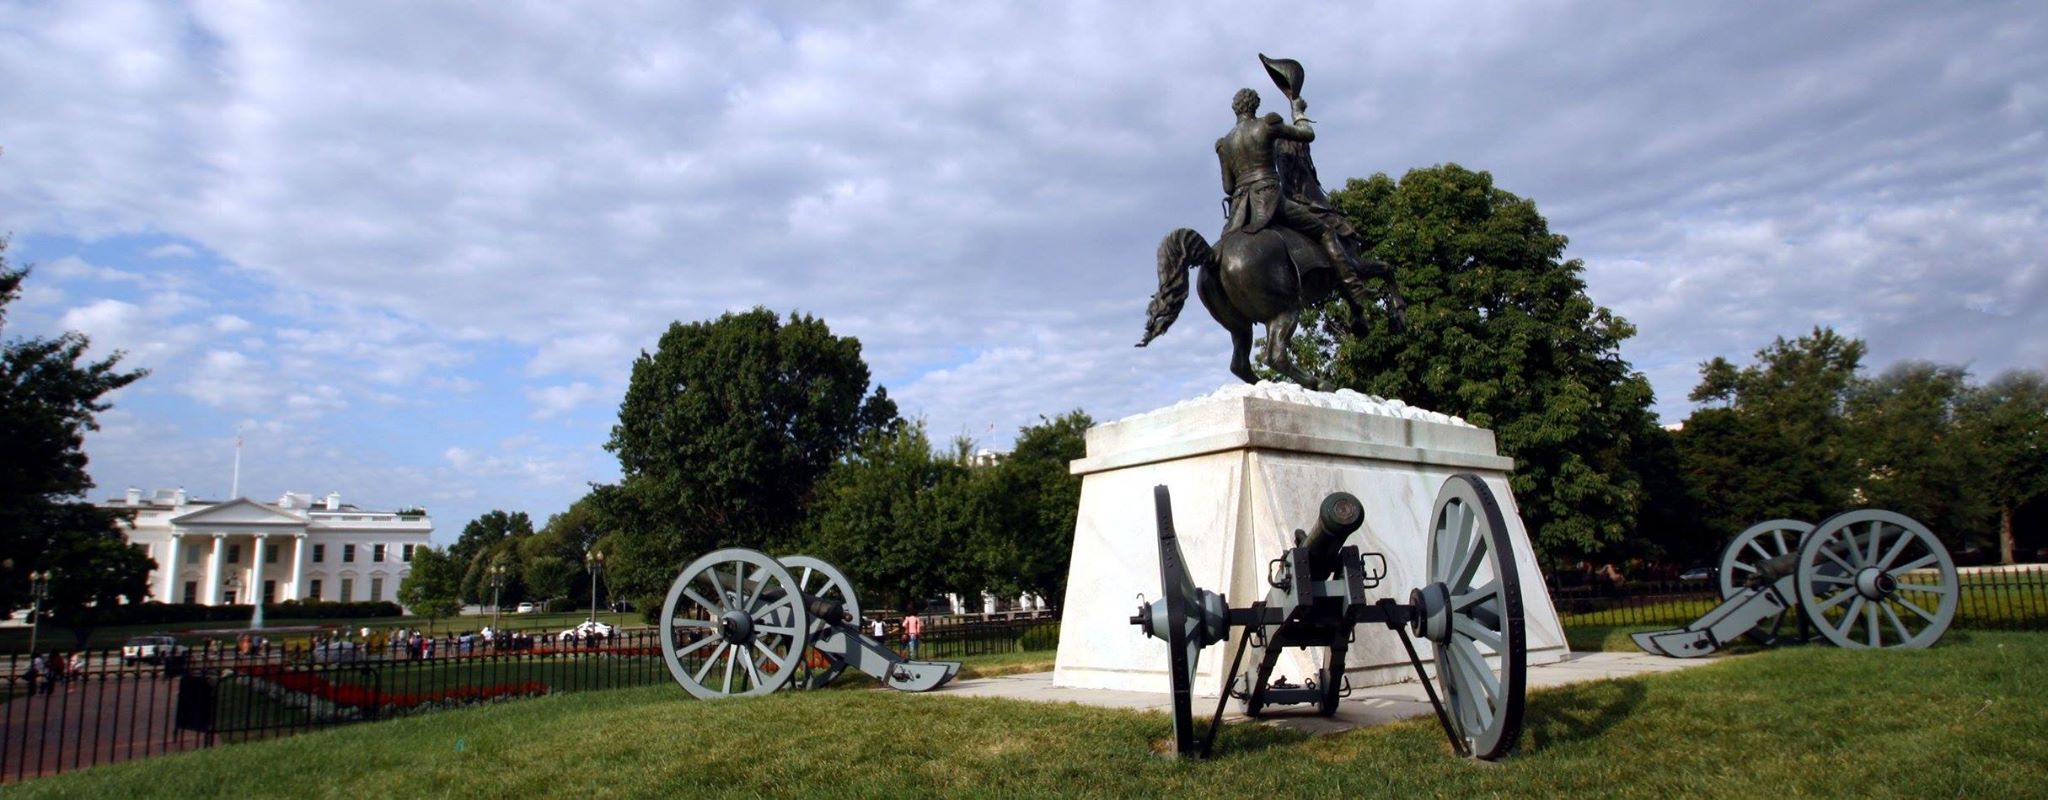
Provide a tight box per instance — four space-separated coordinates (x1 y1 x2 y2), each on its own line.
1187 717 1310 759
1518 677 1648 754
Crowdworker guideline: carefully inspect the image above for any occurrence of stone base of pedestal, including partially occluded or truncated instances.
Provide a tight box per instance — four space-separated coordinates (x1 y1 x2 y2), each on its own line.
1052 383 1569 697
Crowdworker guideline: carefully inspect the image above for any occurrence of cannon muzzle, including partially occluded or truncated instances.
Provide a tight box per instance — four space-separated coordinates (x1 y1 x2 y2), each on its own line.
1304 491 1365 580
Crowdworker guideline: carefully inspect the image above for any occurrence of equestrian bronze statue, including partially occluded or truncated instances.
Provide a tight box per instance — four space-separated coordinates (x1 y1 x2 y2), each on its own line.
1138 55 1407 390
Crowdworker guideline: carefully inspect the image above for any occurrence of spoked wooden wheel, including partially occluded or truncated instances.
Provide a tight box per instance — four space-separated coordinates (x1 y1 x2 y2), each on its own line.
1717 519 1814 645
1413 473 1526 760
778 555 860 690
1795 510 1958 650
660 548 811 699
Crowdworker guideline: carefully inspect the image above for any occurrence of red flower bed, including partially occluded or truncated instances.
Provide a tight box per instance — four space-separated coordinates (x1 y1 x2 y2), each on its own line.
243 665 548 711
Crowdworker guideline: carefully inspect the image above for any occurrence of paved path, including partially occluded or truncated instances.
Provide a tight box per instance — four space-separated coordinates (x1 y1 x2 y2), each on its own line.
922 651 1717 736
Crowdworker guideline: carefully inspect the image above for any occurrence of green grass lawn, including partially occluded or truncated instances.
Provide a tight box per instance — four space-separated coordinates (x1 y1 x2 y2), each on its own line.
14 632 2043 798
0 611 646 652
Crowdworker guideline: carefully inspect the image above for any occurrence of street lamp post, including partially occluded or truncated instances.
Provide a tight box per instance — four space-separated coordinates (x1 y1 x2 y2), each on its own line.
489 563 507 630
586 549 606 624
26 570 51 658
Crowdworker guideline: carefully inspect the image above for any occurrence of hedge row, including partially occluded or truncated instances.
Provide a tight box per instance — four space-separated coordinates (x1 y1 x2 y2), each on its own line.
57 600 405 626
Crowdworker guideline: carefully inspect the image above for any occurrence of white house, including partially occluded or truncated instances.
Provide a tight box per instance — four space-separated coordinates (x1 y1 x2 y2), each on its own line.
105 488 433 607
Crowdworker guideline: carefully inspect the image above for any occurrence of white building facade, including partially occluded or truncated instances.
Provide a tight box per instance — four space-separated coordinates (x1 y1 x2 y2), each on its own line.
106 488 433 607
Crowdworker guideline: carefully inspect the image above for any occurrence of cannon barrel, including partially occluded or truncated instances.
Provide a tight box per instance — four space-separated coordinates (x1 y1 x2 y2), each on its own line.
1305 491 1365 581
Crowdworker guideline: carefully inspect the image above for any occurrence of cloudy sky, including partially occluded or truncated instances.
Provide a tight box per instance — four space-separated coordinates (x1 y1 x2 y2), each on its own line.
3 1 2042 541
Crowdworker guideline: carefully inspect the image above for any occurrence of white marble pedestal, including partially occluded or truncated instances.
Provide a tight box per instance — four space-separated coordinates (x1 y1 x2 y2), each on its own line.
1052 383 1569 697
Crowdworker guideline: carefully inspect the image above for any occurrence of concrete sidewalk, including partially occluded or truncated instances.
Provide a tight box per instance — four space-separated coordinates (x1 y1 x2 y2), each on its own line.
921 651 1718 736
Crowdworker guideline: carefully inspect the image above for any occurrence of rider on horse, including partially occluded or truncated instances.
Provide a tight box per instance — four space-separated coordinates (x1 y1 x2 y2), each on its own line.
1215 83 1379 318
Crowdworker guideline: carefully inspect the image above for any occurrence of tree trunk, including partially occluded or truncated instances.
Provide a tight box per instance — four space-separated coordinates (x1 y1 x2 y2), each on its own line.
2000 504 2016 565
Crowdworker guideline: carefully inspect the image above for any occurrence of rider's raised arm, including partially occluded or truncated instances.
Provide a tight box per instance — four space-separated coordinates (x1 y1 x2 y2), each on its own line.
1271 116 1316 143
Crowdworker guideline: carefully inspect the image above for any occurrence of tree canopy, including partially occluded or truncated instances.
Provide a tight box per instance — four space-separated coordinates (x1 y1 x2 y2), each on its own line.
0 241 151 617
1323 165 1656 559
1957 370 2048 562
603 308 897 601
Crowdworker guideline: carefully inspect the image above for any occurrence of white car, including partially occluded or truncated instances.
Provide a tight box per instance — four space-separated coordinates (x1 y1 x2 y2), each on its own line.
122 635 189 665
515 602 536 614
559 621 616 641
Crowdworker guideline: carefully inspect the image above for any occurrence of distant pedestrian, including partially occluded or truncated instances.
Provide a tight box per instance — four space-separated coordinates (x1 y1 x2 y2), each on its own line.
25 654 45 697
42 652 63 695
67 651 86 691
870 617 885 642
903 613 924 659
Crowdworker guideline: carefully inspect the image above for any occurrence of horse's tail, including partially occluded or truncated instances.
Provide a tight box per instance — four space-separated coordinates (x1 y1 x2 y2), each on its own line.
1138 228 1214 347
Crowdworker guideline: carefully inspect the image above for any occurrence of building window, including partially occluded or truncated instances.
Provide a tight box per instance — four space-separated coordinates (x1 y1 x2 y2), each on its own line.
263 580 277 604
310 579 323 600
402 544 416 562
373 544 386 563
343 544 356 563
183 581 197 604
313 543 326 563
185 547 200 565
227 544 241 564
340 579 354 602
369 577 384 602
264 543 279 564
224 589 237 605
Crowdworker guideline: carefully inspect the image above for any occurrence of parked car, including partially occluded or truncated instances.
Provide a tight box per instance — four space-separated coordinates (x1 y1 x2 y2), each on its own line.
559 620 616 641
515 602 536 614
122 635 189 665
1678 565 1715 582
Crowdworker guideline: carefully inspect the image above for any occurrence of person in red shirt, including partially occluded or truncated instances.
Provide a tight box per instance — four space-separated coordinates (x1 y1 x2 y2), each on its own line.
903 613 924 659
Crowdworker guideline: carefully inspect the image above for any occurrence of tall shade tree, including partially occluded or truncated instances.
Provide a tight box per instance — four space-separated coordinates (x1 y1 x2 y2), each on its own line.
1676 327 1865 539
605 308 897 600
451 510 534 604
963 411 1090 608
397 546 464 631
802 420 962 612
0 241 151 617
1324 165 1655 559
1844 361 1983 545
1958 370 2048 564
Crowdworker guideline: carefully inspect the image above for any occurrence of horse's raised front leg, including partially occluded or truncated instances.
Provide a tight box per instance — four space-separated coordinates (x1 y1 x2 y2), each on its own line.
1229 324 1257 385
1260 310 1326 391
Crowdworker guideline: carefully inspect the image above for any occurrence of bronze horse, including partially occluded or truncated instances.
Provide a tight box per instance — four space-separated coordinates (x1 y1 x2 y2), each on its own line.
1137 225 1405 390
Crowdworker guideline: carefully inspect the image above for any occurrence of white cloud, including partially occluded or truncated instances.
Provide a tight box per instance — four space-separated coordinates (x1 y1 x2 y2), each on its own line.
525 381 605 420
147 242 196 259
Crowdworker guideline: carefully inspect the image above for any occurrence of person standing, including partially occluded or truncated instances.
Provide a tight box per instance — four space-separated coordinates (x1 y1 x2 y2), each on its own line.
903 613 923 660
25 653 45 697
67 651 86 692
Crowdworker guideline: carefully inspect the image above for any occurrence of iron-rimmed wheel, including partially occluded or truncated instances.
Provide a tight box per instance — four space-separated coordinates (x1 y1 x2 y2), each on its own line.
1718 519 1815 645
778 555 860 690
1416 473 1526 760
660 548 810 699
1795 510 1958 650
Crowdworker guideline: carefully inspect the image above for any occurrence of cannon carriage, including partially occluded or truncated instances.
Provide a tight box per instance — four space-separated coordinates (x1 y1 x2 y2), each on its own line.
658 548 961 697
1633 510 1961 657
1131 473 1529 760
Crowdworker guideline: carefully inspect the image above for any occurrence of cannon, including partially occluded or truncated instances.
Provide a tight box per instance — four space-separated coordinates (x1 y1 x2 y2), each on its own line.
1632 509 1960 657
657 548 961 697
1131 474 1528 760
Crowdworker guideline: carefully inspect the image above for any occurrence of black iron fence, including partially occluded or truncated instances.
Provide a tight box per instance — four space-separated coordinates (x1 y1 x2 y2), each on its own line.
0 628 668 783
1550 564 2048 631
914 617 1060 660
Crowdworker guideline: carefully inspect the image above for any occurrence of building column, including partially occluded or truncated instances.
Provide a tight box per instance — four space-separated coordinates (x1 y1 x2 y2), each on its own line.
204 533 226 605
161 533 183 603
289 534 307 601
251 533 268 604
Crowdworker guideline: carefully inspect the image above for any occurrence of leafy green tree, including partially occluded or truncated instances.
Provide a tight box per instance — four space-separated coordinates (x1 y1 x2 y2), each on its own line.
1676 327 1865 539
398 546 464 632
605 308 897 599
1322 165 1655 559
802 420 963 612
963 411 1090 608
0 241 151 617
448 510 532 578
1844 362 1983 545
1957 370 2048 563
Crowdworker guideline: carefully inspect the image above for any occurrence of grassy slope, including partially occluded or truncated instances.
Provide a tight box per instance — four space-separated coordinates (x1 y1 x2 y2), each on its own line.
14 632 2044 799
